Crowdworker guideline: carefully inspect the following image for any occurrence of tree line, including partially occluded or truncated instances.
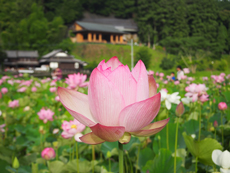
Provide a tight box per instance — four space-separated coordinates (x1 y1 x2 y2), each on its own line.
0 0 230 59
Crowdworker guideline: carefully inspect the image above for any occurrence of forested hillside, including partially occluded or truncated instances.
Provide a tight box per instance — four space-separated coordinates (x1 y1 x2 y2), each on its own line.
0 0 230 59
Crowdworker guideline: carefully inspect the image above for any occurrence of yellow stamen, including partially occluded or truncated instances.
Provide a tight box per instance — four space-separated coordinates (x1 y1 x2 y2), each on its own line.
71 124 77 129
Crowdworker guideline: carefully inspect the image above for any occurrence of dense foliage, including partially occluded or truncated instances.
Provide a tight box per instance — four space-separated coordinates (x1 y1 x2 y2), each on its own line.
1 0 230 58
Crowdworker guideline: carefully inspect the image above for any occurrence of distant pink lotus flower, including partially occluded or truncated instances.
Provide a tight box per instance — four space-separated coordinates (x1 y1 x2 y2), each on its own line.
0 124 5 132
7 80 14 85
214 121 218 128
160 77 163 80
0 80 3 85
0 92 2 99
181 75 187 80
156 83 159 88
65 73 88 90
14 75 18 78
218 102 227 111
199 94 209 103
58 57 169 144
14 80 21 83
186 81 190 84
159 73 164 77
20 80 32 87
203 77 208 81
163 80 168 84
50 87 57 92
174 81 180 85
187 77 195 81
148 70 154 75
17 87 27 92
220 73 225 77
156 72 159 76
1 88 8 94
183 68 190 74
41 78 51 84
41 148 55 160
2 76 10 81
50 80 56 86
55 96 60 102
8 100 19 108
226 74 230 79
31 87 37 92
53 128 59 134
61 119 85 139
37 108 54 123
35 82 41 87
211 75 225 83
185 83 208 102
19 73 23 77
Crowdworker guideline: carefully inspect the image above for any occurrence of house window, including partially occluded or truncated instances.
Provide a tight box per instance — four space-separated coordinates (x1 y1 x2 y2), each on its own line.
50 62 58 69
74 62 79 69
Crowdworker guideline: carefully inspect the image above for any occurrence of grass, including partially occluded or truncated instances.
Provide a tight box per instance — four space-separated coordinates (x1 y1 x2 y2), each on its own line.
71 43 230 76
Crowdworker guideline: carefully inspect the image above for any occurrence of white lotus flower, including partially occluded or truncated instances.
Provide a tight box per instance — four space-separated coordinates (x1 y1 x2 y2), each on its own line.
212 150 230 173
181 97 192 105
160 90 181 110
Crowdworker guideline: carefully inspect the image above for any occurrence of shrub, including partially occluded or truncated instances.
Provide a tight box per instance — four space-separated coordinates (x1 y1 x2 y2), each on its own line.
160 57 174 70
134 47 151 69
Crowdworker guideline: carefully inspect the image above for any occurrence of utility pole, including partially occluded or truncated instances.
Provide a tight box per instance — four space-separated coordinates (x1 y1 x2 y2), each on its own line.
131 39 134 69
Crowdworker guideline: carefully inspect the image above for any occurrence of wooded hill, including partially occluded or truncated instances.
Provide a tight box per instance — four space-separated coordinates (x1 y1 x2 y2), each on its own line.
0 0 230 59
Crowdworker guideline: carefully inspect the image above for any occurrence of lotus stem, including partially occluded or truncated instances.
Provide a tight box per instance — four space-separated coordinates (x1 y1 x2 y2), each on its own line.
174 119 179 173
195 157 198 173
221 112 224 145
92 145 95 173
109 158 111 172
198 103 202 141
118 142 124 173
126 151 133 173
135 145 140 173
76 142 79 173
166 110 169 149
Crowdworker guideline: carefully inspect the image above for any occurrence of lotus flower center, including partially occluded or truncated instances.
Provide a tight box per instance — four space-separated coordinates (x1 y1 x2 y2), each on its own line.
71 125 77 129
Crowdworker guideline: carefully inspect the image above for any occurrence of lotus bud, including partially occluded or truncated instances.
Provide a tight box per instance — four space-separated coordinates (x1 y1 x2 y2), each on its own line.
218 102 228 111
214 121 218 128
107 151 111 158
41 148 56 160
12 157 20 169
175 102 184 117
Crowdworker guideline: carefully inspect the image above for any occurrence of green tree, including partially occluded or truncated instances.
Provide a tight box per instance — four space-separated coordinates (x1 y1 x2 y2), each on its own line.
134 46 152 69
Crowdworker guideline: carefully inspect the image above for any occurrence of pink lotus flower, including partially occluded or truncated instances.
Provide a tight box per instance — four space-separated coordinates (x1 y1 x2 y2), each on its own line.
50 87 57 92
37 108 54 123
160 88 168 93
214 121 218 128
163 80 168 84
156 72 159 76
199 94 209 103
211 75 225 83
203 77 208 81
65 73 88 90
183 68 190 74
1 88 8 94
218 102 227 111
61 119 85 139
31 87 37 92
35 82 41 87
187 77 195 81
17 87 27 92
7 80 14 85
55 96 60 102
2 76 10 81
20 80 32 86
19 73 23 77
185 83 208 102
50 80 56 86
174 81 180 85
53 128 59 134
159 73 164 77
156 83 159 88
8 100 19 108
0 79 3 85
181 75 187 80
226 74 230 79
0 124 5 132
148 70 154 75
41 148 55 160
186 81 190 84
14 80 21 83
58 57 169 144
220 73 225 77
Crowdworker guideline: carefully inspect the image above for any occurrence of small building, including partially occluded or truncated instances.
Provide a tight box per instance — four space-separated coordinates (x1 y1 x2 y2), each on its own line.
70 12 138 44
39 49 87 73
4 50 39 71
